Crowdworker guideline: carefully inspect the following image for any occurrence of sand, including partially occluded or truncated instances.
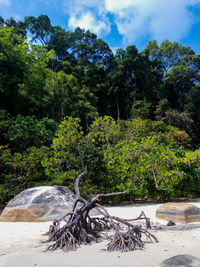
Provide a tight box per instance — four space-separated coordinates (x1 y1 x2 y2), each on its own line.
1 203 200 267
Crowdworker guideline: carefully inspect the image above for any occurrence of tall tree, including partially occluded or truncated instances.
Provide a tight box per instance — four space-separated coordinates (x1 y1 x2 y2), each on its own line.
144 40 200 110
0 27 29 113
24 15 53 46
44 71 98 125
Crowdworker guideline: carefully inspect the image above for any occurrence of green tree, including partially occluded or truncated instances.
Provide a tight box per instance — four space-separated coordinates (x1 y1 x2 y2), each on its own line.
4 17 27 36
24 15 53 46
144 40 200 110
0 26 55 115
0 145 49 207
42 116 120 197
101 136 186 199
44 71 98 125
104 45 162 120
0 27 29 113
0 110 57 151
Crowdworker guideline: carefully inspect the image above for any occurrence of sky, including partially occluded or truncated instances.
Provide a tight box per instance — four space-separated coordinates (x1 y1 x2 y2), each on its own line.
1 0 200 53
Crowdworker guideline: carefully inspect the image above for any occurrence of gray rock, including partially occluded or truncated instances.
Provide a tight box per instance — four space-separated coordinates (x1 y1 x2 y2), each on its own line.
161 254 200 267
156 203 200 223
167 220 175 226
0 186 97 222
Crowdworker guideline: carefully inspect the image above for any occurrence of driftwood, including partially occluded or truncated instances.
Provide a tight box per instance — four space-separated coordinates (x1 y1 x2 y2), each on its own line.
44 167 158 252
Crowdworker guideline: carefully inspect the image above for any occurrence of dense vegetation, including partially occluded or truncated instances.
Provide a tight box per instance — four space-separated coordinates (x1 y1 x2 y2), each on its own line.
0 15 200 208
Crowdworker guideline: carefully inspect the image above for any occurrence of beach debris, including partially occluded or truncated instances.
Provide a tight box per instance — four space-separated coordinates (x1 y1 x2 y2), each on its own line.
45 167 158 252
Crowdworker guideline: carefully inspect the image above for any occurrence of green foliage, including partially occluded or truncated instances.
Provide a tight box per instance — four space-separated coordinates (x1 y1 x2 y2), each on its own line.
0 146 49 206
144 40 196 73
0 110 57 151
1 15 200 206
24 15 53 45
0 27 29 113
42 117 83 188
44 71 98 122
0 26 55 115
86 116 120 144
126 117 191 148
144 40 200 111
101 137 185 199
130 100 153 119
155 99 193 140
42 116 120 197
164 109 193 133
155 99 170 120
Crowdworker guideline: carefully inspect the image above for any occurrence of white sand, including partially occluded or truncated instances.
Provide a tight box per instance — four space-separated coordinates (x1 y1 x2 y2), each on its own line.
1 203 200 267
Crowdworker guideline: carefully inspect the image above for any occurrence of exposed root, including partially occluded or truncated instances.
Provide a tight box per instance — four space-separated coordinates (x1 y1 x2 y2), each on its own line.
107 228 144 252
45 169 158 252
45 203 158 252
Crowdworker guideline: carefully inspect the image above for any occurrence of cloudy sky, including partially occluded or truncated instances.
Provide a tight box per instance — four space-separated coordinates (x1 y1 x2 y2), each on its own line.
1 0 200 53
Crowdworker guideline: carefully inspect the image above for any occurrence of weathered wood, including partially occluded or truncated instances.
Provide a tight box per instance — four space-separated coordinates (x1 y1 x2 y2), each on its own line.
45 169 158 252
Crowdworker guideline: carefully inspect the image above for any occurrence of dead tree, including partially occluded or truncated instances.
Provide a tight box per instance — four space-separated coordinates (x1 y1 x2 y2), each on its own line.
45 167 158 252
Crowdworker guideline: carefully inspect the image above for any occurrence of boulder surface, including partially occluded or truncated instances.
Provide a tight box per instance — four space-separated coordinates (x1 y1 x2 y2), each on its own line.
161 254 200 267
0 186 81 222
156 202 200 223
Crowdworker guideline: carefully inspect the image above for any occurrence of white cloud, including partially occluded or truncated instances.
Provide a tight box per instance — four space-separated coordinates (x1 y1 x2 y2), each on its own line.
63 0 111 36
68 12 110 36
63 0 200 44
0 0 11 6
105 0 200 44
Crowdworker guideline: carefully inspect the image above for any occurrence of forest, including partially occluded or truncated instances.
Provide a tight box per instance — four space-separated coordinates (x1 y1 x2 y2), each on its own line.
0 15 200 209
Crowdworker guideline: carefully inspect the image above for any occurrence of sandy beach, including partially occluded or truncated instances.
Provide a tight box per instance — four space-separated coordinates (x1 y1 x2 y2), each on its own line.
1 203 200 267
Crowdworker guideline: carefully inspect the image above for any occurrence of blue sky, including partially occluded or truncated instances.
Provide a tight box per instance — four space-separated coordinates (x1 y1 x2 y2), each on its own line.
1 0 200 53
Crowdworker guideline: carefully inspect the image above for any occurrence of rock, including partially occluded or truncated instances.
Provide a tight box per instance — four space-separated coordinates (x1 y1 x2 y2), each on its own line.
156 203 200 223
167 220 175 226
161 254 200 267
0 186 97 222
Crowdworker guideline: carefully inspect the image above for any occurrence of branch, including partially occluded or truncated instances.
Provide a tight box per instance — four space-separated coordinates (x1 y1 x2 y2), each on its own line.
91 189 128 202
75 166 87 197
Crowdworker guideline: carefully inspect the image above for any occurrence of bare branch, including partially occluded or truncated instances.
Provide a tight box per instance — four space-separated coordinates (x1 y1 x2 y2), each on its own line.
91 189 128 202
75 166 87 197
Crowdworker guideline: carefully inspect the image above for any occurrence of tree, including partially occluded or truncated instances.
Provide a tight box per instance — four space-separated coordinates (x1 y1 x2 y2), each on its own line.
184 84 200 144
0 145 50 207
3 17 27 36
44 135 158 252
0 16 4 26
130 100 153 119
104 45 162 120
0 27 29 113
24 15 53 46
48 26 72 62
0 111 57 152
104 47 139 120
0 26 55 116
70 28 113 68
44 71 98 125
144 40 200 110
18 45 55 116
101 136 186 199
42 116 120 196
154 99 193 138
144 40 196 73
